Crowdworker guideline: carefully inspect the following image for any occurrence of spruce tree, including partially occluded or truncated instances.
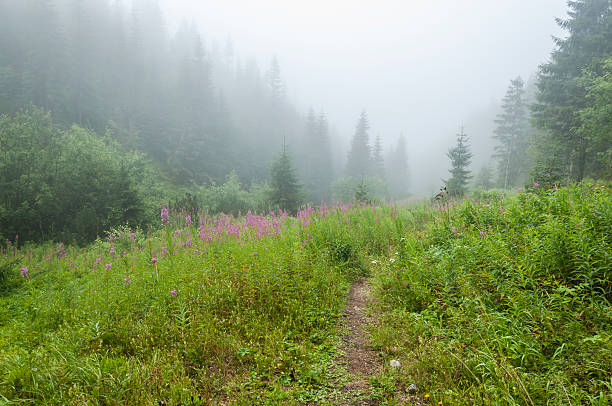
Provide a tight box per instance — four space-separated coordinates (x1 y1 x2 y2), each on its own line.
445 126 473 197
389 134 410 198
269 141 302 214
346 111 371 177
372 134 385 180
493 77 529 189
532 0 612 182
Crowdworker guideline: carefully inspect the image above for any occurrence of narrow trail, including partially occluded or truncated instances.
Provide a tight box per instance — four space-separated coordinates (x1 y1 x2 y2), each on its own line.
334 278 380 406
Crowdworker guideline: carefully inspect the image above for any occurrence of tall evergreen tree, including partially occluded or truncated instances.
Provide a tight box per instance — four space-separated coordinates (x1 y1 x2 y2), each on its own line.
346 111 371 177
372 135 385 180
269 141 302 214
445 126 473 197
532 0 612 183
493 77 529 189
388 134 410 198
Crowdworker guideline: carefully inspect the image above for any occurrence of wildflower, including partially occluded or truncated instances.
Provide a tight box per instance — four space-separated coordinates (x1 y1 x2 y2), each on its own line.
425 394 430 399
110 247 115 255
438 402 443 405
400 237 406 242
170 289 177 296
533 182 540 188
390 258 396 263
161 207 170 226
124 275 131 285
105 263 112 271
518 187 524 193
96 257 102 264
371 260 378 265
152 257 158 264
70 262 76 269
20 267 29 278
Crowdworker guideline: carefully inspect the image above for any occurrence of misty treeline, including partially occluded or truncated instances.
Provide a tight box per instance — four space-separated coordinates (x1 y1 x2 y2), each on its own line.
1 0 611 244
465 0 612 197
0 0 409 243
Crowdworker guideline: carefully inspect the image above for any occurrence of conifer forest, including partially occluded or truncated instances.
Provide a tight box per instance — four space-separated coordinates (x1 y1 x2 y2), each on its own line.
0 1 610 404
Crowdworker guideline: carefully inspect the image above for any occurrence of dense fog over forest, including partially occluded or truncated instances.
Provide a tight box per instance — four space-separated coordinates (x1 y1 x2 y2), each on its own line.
159 0 568 193
1 0 610 243
0 2 611 404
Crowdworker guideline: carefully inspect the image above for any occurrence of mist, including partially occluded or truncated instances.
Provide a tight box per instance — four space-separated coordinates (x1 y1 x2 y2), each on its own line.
160 0 567 193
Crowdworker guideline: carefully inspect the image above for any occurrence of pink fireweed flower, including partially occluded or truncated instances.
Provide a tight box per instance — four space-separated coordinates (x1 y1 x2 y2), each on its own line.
170 289 177 296
186 215 192 225
161 207 170 226
20 267 29 278
105 263 112 271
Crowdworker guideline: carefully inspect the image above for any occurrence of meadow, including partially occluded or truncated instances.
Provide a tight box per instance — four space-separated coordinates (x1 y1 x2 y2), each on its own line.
0 182 610 405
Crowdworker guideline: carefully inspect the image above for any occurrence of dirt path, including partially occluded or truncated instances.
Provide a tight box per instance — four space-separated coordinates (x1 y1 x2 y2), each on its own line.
333 279 380 405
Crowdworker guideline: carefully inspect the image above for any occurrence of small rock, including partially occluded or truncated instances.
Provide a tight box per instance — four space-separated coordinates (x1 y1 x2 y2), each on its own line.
390 359 401 368
406 383 418 394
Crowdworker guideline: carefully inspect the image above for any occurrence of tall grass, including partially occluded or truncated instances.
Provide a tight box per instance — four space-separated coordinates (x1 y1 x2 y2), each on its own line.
0 202 404 404
370 183 611 405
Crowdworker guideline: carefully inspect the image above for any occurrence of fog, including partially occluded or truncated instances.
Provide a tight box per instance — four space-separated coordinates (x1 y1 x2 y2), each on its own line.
159 0 568 194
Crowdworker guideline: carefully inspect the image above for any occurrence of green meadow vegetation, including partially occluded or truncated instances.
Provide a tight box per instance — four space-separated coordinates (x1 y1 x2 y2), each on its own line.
1 182 610 405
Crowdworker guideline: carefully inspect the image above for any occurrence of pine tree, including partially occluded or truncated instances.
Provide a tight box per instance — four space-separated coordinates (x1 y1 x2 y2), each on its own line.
532 0 612 182
474 165 494 190
269 141 302 214
266 56 285 102
445 126 473 197
346 111 371 177
372 135 385 180
493 77 529 189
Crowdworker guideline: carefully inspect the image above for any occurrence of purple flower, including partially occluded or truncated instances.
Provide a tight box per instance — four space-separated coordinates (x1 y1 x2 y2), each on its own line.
96 257 102 264
161 207 170 226
20 267 29 278
110 247 115 255
170 289 177 296
124 275 131 285
70 262 76 269
533 182 540 188
151 257 158 264
105 263 112 271
518 187 524 193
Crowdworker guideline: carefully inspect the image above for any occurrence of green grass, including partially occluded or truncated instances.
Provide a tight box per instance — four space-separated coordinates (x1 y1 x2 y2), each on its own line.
0 204 406 404
0 183 610 405
369 182 611 405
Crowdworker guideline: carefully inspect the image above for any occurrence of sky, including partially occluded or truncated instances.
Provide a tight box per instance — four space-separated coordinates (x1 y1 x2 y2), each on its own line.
158 0 570 194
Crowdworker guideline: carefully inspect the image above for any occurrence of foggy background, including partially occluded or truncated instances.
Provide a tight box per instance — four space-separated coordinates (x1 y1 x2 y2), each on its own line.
159 0 568 194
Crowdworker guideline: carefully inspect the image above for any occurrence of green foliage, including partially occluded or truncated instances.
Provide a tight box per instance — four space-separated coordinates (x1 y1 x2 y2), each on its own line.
370 182 612 405
0 108 157 244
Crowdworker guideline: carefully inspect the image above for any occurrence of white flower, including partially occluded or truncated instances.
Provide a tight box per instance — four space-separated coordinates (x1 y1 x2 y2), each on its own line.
395 252 399 255
371 260 378 265
400 237 406 241
390 258 396 263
